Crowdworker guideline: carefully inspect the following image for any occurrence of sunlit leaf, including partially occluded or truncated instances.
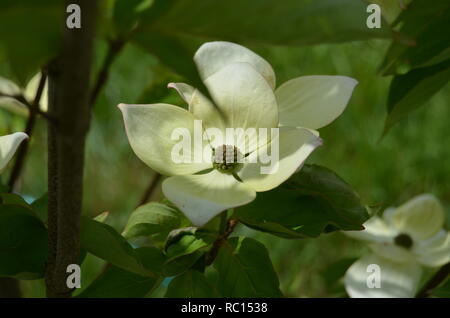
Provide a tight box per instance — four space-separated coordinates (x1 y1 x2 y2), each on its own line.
122 202 183 239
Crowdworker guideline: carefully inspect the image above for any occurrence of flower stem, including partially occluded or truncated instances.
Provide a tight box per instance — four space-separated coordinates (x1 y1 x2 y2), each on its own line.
205 217 239 266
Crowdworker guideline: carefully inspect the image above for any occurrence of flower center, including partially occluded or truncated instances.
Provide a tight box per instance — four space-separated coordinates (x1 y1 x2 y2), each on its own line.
212 145 242 173
394 233 413 249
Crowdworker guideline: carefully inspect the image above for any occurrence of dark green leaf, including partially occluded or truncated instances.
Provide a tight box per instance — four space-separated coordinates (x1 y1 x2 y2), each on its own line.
165 270 220 298
31 193 48 223
384 59 450 133
113 0 153 35
80 217 154 277
431 278 450 298
236 164 369 238
122 202 182 239
0 2 63 85
380 0 450 75
214 236 282 297
77 265 162 298
0 204 47 279
147 0 391 46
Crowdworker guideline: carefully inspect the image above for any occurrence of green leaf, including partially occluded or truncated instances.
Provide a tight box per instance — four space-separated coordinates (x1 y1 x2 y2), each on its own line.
380 0 450 75
384 58 450 133
431 278 450 298
80 217 154 277
0 2 63 85
147 0 392 46
236 164 369 239
77 265 162 298
113 0 153 35
31 193 48 223
0 193 31 210
162 229 214 277
213 236 282 297
122 202 182 239
0 204 47 279
165 270 219 298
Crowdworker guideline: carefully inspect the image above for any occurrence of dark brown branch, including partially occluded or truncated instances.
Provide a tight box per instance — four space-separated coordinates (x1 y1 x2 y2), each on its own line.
205 218 239 266
89 39 125 107
138 173 162 207
7 72 47 190
416 262 450 298
45 0 98 298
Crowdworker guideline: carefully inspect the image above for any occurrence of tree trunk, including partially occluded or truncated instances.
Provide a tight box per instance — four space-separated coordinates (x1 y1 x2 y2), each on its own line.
45 0 98 298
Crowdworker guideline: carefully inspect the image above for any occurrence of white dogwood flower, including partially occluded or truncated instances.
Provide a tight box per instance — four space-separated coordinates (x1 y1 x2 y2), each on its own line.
119 41 357 226
345 194 450 298
0 132 28 173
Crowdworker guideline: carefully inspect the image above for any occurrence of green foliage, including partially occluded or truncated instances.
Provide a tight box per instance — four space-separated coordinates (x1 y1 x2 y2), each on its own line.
30 193 48 223
165 270 219 298
147 0 391 45
0 204 47 279
122 202 184 239
0 1 63 85
431 278 450 298
236 164 369 238
77 265 161 298
381 0 450 133
162 229 214 276
213 236 282 297
384 59 450 133
80 217 153 277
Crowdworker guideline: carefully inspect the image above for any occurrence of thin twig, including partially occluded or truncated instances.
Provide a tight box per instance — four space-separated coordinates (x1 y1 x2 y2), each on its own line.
138 173 162 207
205 218 239 266
0 92 53 121
8 72 48 190
416 262 450 298
89 39 125 107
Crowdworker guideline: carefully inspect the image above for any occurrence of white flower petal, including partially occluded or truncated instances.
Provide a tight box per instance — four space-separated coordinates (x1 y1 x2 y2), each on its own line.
0 132 28 172
415 230 450 267
369 242 415 263
0 76 21 96
167 82 195 104
345 216 397 243
204 62 278 152
118 103 211 176
24 73 48 112
237 127 321 192
392 194 445 241
162 170 256 226
168 82 226 133
345 254 422 298
275 75 358 129
194 41 276 89
205 62 278 129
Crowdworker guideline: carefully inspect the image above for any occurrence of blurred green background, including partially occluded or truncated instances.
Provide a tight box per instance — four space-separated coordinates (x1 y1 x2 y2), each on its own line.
1 0 449 297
